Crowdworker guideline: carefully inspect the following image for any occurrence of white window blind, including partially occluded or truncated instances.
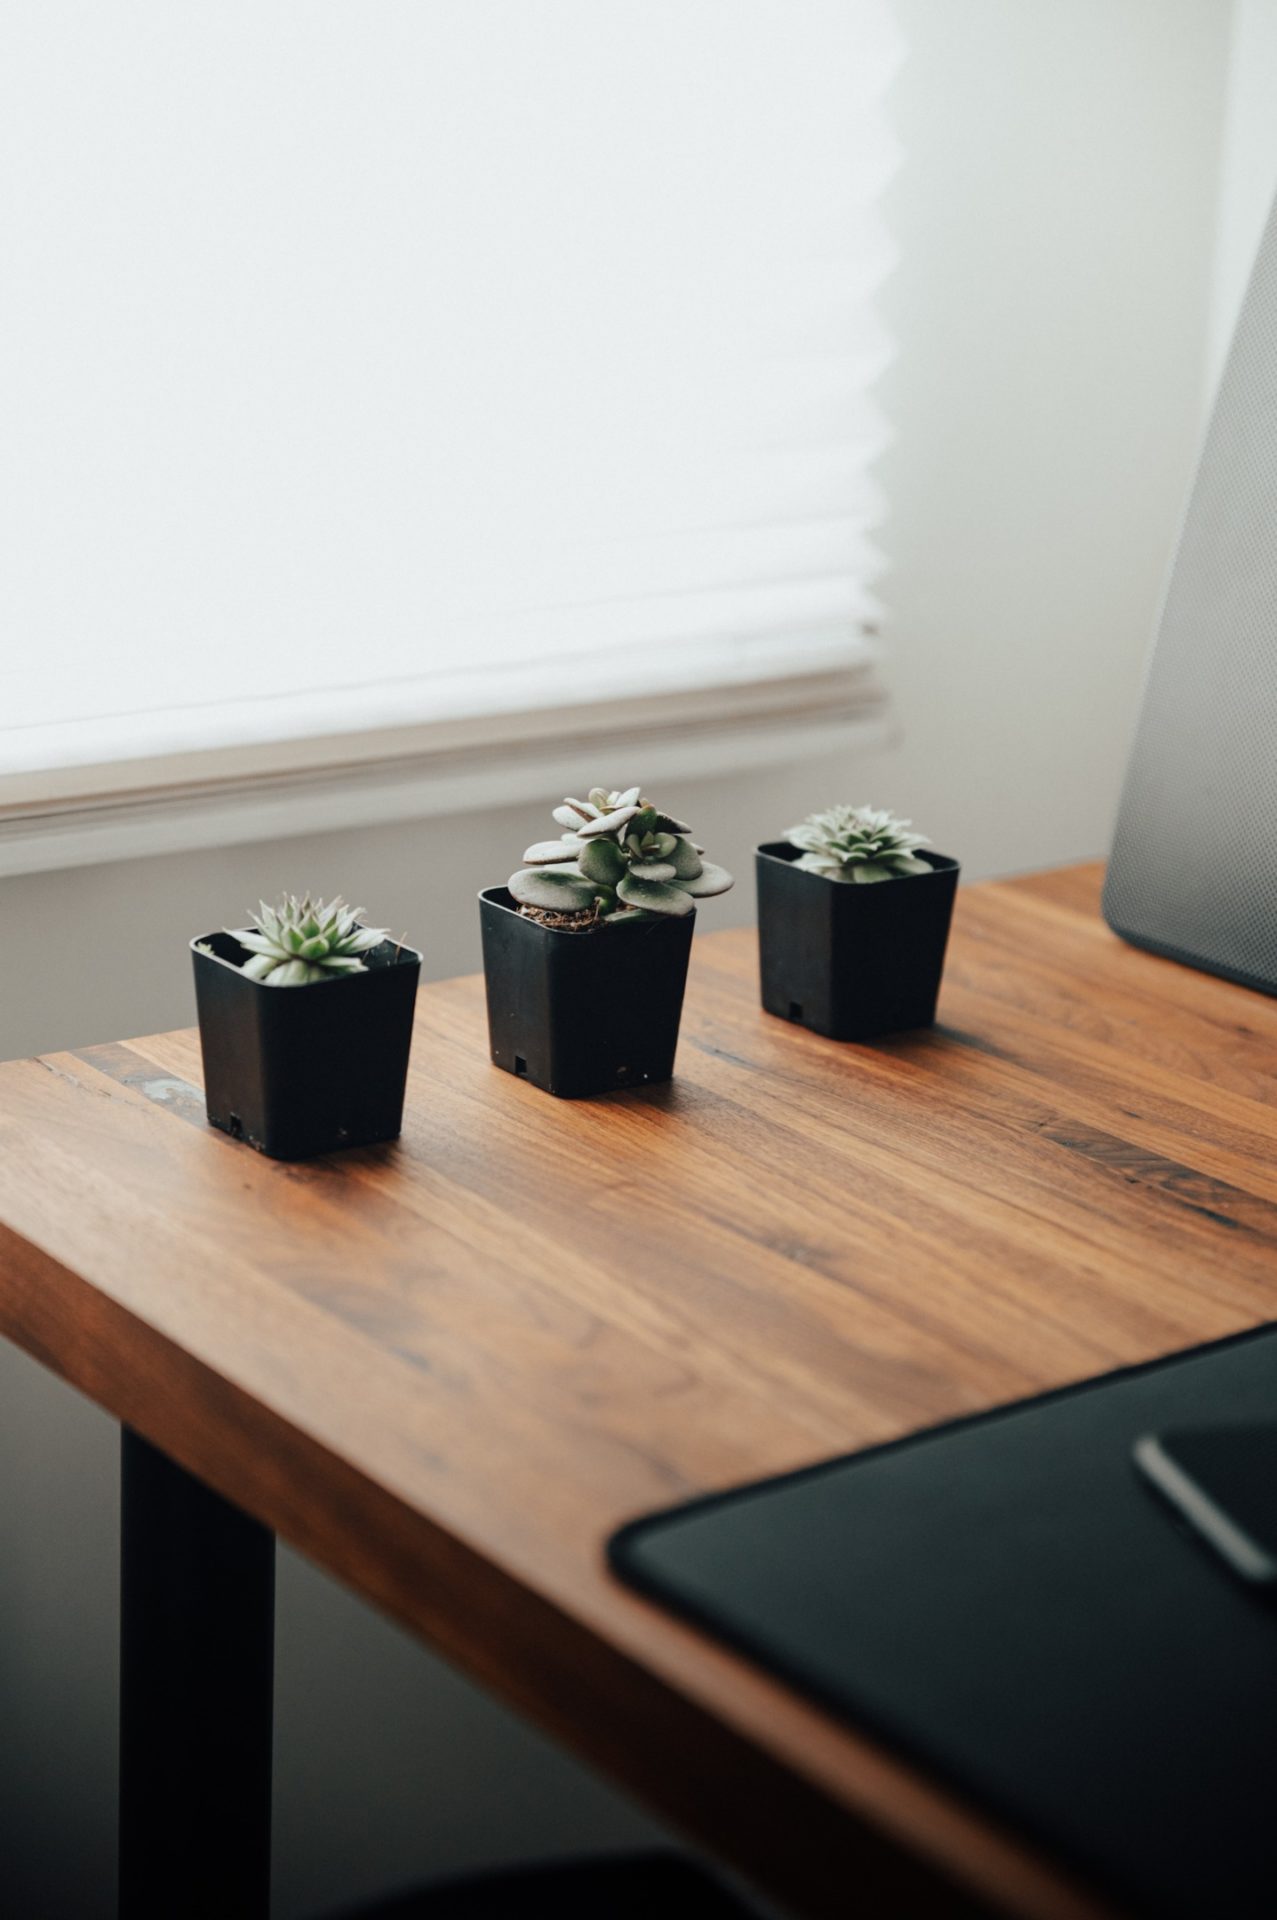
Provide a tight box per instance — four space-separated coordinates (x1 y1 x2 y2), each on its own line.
0 1 900 785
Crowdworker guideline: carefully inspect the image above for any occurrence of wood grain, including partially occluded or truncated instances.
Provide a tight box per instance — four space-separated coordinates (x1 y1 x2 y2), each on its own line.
3 862 1275 1920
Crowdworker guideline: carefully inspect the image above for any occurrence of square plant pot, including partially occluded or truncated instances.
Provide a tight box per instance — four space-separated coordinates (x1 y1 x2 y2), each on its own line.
479 887 695 1097
756 843 960 1041
191 931 421 1159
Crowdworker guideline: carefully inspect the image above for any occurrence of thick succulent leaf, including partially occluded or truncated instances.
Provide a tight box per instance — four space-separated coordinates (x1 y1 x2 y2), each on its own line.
233 929 287 958
784 805 930 870
316 954 368 972
680 860 734 898
242 952 279 980
554 803 592 829
629 860 676 882
577 804 641 840
577 836 626 885
263 957 329 986
850 863 893 883
522 839 579 864
650 811 691 834
232 894 393 962
614 786 642 809
667 837 703 879
616 873 694 916
508 866 599 911
602 906 648 924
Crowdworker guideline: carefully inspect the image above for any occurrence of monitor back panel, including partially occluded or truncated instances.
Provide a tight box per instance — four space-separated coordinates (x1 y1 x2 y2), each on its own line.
1105 191 1277 991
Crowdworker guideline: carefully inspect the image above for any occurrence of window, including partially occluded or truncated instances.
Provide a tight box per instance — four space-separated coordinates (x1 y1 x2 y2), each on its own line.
0 2 899 846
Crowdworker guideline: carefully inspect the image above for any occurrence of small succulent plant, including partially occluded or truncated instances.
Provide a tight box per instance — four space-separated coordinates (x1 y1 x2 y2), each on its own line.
786 805 931 884
508 787 733 925
228 894 390 985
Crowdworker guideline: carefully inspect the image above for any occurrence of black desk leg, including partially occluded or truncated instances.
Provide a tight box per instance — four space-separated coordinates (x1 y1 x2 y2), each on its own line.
119 1428 275 1920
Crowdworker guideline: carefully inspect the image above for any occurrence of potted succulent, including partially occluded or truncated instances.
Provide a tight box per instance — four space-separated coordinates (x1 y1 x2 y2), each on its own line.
191 894 421 1159
756 806 959 1040
479 786 733 1096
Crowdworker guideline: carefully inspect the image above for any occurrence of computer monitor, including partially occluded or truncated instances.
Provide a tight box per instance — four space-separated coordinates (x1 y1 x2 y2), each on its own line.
1105 190 1277 993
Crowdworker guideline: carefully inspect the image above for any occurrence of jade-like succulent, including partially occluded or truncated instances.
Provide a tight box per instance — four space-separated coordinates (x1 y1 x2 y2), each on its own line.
508 787 733 925
229 894 390 985
786 805 931 884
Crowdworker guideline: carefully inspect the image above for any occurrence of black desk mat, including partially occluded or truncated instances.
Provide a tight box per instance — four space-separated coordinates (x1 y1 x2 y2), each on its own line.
609 1326 1277 1920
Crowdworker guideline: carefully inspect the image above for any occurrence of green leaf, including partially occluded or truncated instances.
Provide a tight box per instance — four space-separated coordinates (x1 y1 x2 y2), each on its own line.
262 957 328 986
508 866 599 911
577 836 626 885
577 804 641 840
679 861 733 898
667 837 703 879
522 839 579 863
232 929 284 958
617 873 694 916
629 860 676 882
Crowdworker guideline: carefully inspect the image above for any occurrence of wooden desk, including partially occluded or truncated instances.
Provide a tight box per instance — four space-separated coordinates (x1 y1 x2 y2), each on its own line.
3 862 1276 1920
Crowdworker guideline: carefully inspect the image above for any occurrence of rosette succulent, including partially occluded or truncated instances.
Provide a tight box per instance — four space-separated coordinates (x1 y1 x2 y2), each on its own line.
228 894 390 985
786 805 931 884
508 787 733 925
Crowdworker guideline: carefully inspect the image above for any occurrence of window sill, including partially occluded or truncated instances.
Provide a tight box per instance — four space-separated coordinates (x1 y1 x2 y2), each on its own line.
0 665 887 877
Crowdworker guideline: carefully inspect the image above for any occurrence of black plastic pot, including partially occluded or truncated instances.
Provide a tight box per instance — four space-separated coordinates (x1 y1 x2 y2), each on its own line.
756 844 960 1041
479 887 695 1097
191 931 421 1159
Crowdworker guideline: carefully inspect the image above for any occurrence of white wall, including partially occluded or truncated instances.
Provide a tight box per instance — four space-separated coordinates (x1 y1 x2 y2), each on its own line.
877 0 1227 879
1209 0 1277 390
0 6 1237 1915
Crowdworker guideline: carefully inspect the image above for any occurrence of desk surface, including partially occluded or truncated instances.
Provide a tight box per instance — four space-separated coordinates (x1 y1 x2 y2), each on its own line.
3 862 1276 1920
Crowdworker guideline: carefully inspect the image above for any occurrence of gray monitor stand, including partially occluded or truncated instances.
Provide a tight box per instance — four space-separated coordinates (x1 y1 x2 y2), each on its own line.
1105 189 1277 993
